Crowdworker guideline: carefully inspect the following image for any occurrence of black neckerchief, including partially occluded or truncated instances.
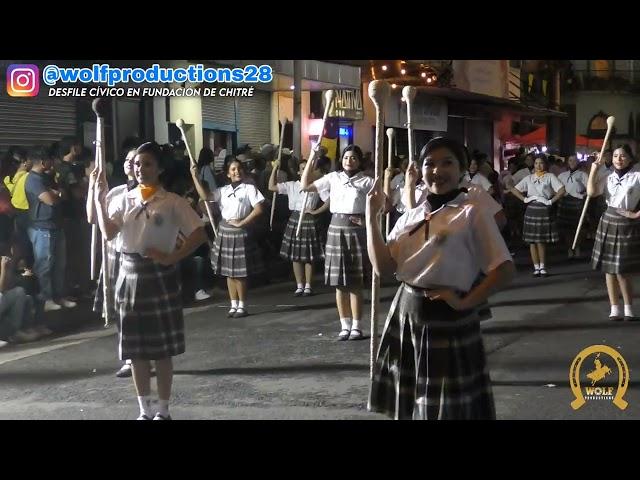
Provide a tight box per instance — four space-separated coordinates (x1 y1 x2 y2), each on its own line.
409 188 467 238
126 179 138 191
614 165 633 178
426 188 465 211
231 181 243 189
343 169 360 178
468 172 476 180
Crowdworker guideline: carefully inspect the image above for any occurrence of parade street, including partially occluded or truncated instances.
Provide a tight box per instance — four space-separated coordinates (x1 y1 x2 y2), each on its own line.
0 254 638 420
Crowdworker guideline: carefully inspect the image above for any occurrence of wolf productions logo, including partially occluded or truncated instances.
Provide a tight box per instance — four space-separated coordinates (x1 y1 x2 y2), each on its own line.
570 345 629 410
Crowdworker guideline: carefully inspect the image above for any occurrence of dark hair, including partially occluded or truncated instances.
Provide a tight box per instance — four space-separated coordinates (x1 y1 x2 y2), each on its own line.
136 141 165 170
418 137 468 172
534 154 549 171
27 145 51 164
613 144 636 163
225 157 246 175
197 147 215 169
336 144 364 171
59 136 81 157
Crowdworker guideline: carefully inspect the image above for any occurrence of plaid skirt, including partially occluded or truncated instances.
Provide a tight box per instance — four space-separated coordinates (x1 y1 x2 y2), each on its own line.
279 210 325 263
591 207 640 274
556 195 584 241
324 213 371 287
115 253 185 360
210 220 265 278
523 202 559 244
92 241 120 323
369 283 495 420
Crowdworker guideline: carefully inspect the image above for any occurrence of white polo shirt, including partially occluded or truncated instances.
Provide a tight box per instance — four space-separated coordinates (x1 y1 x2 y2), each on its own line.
277 180 320 212
605 170 640 210
313 171 374 214
558 169 589 199
462 172 492 191
212 182 265 221
387 192 512 292
515 173 564 199
109 187 203 255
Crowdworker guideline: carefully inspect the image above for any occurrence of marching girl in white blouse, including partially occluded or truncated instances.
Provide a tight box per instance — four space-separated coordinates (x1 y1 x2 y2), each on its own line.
94 142 207 420
300 145 377 341
365 136 515 419
510 155 565 277
191 157 266 318
588 144 640 321
557 155 589 258
268 158 329 297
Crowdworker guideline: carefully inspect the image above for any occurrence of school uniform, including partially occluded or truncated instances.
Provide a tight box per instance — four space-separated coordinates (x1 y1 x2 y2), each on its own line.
515 173 563 244
93 184 128 322
592 169 640 274
589 166 612 226
388 173 405 230
557 169 589 242
313 171 373 287
462 171 492 191
209 182 265 278
108 187 203 360
369 191 512 420
277 180 324 263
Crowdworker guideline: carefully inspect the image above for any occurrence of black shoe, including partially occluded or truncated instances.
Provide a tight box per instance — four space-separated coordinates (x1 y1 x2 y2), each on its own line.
116 363 132 378
294 288 304 297
624 316 638 322
233 308 248 318
302 287 313 297
137 414 152 420
609 316 624 322
227 308 237 318
337 329 350 341
153 413 172 420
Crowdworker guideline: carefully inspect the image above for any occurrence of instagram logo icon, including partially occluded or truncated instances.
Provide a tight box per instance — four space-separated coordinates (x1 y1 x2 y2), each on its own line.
7 64 40 97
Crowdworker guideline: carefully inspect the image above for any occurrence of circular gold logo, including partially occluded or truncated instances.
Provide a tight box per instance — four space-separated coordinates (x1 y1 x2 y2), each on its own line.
570 345 629 411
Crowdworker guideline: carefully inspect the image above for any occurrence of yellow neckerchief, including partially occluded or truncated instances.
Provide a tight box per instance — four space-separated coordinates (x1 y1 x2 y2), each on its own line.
535 170 546 177
138 184 159 201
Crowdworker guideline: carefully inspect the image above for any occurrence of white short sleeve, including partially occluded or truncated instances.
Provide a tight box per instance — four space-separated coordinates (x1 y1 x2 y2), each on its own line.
246 184 265 207
549 173 564 191
174 195 204 238
211 187 222 203
471 209 513 274
515 176 529 194
313 172 333 199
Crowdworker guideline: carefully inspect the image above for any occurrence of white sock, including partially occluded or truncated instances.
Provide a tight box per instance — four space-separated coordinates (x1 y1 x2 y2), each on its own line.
352 319 361 331
304 283 311 290
137 396 152 417
157 399 169 417
539 263 545 269
624 305 634 317
238 301 245 310
230 300 238 309
610 305 620 317
534 263 540 270
340 317 352 330
296 283 304 290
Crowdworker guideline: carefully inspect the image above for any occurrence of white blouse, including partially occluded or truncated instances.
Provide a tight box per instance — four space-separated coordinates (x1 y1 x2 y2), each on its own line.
109 187 203 255
387 192 512 292
277 180 320 212
212 182 265 221
515 173 564 199
313 171 374 214
105 184 128 253
605 170 640 210
558 170 589 199
462 172 492 191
